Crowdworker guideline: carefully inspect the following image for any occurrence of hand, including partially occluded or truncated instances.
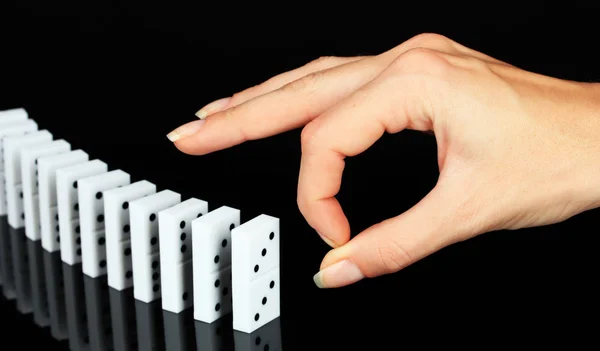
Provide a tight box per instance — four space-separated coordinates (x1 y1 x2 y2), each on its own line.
168 33 600 288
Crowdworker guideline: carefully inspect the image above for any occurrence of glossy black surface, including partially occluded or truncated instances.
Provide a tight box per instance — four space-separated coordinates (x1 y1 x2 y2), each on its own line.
2 1 600 348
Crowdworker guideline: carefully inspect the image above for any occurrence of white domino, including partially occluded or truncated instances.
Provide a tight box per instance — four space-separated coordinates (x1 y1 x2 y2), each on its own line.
38 150 89 252
56 160 107 265
0 108 28 124
0 119 38 216
158 198 209 313
192 206 240 323
3 130 53 228
20 139 71 240
129 190 180 302
232 214 280 333
104 180 156 290
78 170 131 277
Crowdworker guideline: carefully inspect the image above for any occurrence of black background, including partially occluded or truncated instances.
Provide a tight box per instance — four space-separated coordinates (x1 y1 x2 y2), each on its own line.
1 0 599 348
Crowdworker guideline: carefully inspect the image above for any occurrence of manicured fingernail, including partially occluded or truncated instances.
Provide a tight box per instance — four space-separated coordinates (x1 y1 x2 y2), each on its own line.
317 232 337 248
167 119 206 142
313 259 364 289
195 97 231 119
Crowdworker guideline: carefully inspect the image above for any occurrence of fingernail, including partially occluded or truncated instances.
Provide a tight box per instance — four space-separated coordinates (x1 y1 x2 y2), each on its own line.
313 259 364 289
195 97 231 119
167 119 206 142
317 231 337 248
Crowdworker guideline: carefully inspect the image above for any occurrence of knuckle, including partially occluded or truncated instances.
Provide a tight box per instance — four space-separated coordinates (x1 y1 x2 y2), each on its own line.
406 32 450 48
282 71 325 94
308 56 338 69
390 47 451 76
229 90 250 106
300 122 320 151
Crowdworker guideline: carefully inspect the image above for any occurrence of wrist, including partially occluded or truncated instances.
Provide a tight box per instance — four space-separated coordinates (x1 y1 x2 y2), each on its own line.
569 82 600 210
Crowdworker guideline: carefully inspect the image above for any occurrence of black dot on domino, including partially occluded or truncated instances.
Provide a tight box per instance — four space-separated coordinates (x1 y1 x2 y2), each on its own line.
255 337 261 345
179 221 185 229
229 223 235 230
98 237 105 245
73 181 77 188
76 225 80 233
124 248 131 256
214 255 219 264
215 303 221 311
262 297 267 305
254 313 260 321
214 279 220 288
221 239 227 247
122 202 128 209
269 232 274 240
149 213 156 221
150 237 157 245
95 192 102 199
254 265 259 273
152 260 159 269
97 214 104 222
182 292 188 300
152 284 159 292
222 287 228 296
74 203 79 211
180 245 186 253
270 281 275 289
152 272 159 281
99 260 106 268
123 225 130 233
180 233 186 241
261 248 267 256
125 271 132 278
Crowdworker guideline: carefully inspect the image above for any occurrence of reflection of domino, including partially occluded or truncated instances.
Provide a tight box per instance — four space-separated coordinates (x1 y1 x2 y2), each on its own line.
104 180 156 291
129 190 180 302
232 214 280 333
78 170 130 278
0 118 38 216
56 160 107 265
38 150 89 252
3 130 53 229
158 198 209 314
20 140 71 240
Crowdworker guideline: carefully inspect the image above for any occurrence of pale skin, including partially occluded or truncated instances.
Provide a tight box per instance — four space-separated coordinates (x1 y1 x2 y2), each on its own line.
167 33 600 288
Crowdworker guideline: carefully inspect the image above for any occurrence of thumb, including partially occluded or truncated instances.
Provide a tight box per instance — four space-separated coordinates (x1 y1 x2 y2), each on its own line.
312 184 473 288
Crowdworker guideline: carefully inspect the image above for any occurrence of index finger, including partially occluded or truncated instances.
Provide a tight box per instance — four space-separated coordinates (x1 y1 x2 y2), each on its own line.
172 56 386 155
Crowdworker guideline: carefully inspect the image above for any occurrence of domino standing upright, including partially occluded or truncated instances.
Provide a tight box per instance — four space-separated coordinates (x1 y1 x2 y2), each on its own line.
38 150 89 252
0 108 29 123
104 180 156 291
192 206 240 323
20 140 71 240
3 130 53 229
77 170 130 277
56 160 107 265
231 214 280 333
0 119 38 216
158 198 209 313
129 190 180 302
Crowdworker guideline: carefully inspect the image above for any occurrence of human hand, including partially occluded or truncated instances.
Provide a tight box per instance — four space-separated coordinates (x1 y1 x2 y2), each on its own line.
168 34 600 288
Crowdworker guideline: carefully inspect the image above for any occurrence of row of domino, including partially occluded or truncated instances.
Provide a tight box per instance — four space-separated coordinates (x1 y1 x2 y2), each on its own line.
0 107 280 334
